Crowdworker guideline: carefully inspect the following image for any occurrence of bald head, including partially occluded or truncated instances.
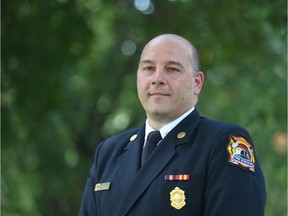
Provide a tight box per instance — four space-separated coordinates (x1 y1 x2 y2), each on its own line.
142 34 200 74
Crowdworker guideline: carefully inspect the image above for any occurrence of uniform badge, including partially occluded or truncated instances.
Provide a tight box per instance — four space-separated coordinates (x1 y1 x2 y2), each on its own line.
170 187 186 210
227 135 255 172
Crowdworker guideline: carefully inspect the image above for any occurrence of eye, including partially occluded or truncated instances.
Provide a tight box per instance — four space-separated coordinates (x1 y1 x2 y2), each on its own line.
167 67 180 72
143 66 155 71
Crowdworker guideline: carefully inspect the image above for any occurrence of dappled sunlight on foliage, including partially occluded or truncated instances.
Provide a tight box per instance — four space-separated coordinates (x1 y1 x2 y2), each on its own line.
2 0 286 215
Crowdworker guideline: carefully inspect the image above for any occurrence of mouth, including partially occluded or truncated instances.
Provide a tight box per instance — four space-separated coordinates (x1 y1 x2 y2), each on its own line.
148 92 170 97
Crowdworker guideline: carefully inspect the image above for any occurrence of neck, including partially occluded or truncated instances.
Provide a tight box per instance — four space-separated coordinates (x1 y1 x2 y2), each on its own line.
146 117 172 130
146 107 195 130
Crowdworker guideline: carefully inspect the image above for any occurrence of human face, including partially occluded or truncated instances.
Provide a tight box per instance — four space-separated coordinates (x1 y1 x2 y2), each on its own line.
137 36 203 125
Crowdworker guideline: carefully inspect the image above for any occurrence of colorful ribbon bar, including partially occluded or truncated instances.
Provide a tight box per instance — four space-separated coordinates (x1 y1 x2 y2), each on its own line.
165 174 190 181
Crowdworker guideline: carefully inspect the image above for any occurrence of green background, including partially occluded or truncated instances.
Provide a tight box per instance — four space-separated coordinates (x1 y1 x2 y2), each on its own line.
2 0 287 215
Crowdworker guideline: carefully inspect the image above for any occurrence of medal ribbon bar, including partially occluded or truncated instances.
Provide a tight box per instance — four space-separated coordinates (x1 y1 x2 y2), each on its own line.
165 174 190 181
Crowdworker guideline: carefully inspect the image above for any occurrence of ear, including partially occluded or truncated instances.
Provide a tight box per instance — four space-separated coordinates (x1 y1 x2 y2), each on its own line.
194 71 204 95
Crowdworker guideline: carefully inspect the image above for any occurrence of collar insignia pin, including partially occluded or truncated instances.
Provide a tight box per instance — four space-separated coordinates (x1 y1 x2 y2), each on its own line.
177 132 186 139
130 134 137 141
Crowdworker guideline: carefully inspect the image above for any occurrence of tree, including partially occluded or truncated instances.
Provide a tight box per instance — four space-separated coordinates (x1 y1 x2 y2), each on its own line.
2 0 286 215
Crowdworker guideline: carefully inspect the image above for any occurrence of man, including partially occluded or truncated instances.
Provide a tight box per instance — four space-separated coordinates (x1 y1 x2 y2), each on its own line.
78 34 266 216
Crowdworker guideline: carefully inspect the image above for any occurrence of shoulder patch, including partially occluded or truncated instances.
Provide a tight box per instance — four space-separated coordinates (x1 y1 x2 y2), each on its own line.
227 135 255 172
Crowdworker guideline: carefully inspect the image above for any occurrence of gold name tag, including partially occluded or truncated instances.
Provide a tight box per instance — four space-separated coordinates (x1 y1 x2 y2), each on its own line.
94 182 111 192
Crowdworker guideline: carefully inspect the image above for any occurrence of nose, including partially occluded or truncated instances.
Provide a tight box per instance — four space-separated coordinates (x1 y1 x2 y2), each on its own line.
151 69 165 86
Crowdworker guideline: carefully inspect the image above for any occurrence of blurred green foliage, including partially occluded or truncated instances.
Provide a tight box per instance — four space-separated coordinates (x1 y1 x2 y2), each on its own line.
2 0 287 215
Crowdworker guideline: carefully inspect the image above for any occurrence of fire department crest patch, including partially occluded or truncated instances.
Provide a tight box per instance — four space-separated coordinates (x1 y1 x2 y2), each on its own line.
227 135 255 172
